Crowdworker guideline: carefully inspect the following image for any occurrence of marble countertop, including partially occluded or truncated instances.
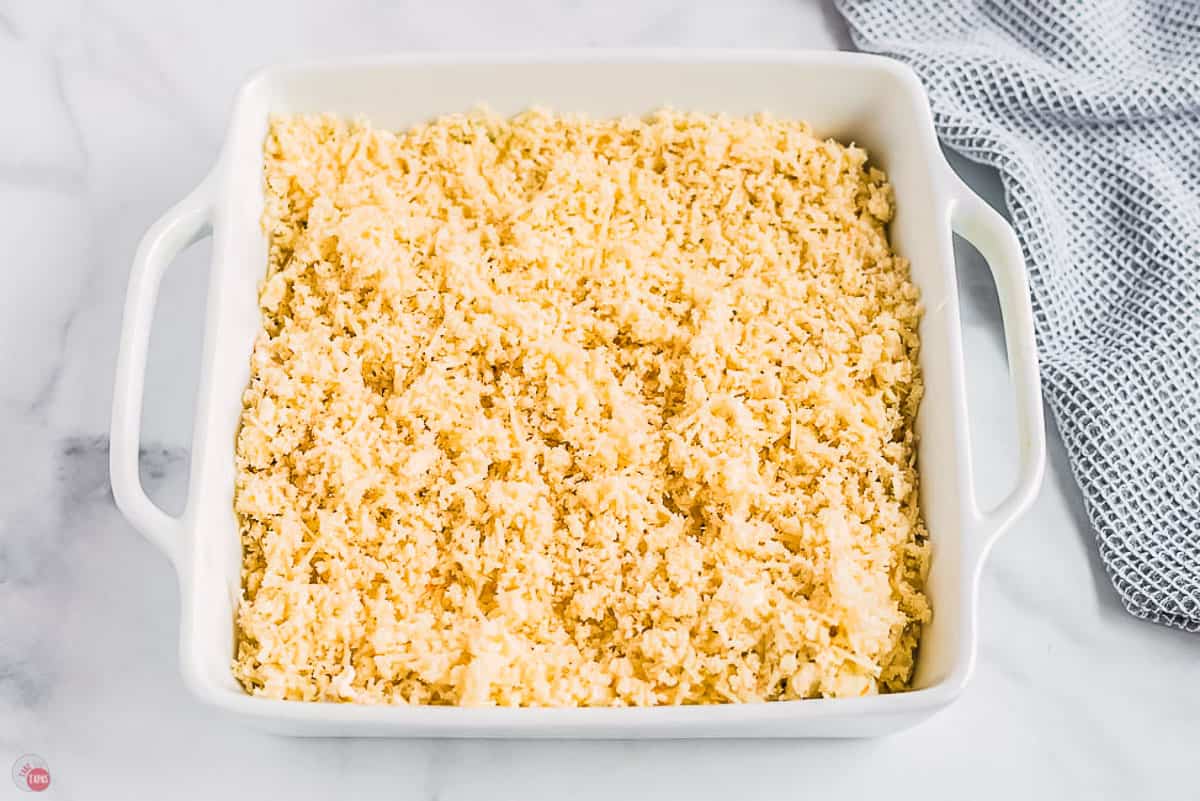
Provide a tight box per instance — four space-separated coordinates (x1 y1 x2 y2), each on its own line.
2 1 1196 798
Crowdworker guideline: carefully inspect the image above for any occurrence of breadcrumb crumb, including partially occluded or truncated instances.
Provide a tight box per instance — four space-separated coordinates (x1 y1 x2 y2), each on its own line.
232 109 930 707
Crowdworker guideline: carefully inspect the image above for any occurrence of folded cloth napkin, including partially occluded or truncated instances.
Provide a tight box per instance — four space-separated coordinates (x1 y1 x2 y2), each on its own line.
836 0 1200 631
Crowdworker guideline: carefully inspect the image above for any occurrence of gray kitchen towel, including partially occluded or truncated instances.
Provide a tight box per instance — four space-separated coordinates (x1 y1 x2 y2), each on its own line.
835 0 1200 631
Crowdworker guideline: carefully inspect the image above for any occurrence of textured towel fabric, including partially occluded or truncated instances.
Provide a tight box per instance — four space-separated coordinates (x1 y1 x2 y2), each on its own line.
836 0 1200 631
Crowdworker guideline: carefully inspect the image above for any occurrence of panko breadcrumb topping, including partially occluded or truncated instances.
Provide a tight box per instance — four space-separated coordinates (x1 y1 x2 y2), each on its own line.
232 110 930 706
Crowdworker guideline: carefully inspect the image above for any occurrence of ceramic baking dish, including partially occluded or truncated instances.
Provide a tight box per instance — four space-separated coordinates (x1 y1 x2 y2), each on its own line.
111 50 1045 738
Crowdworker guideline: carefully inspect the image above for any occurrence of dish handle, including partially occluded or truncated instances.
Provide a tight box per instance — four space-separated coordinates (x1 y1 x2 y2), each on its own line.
948 175 1047 563
110 173 215 564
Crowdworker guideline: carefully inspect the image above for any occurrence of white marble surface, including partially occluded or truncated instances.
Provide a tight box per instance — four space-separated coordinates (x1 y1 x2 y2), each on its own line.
2 0 1197 798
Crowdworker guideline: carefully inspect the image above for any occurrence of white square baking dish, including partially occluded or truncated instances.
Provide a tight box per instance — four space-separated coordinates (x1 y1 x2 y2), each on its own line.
111 50 1045 738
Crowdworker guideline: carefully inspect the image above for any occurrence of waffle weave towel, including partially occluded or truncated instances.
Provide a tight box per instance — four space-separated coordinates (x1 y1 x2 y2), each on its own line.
836 0 1200 631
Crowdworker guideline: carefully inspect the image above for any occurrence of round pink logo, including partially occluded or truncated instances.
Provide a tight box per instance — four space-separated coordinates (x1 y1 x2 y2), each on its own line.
11 754 50 793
